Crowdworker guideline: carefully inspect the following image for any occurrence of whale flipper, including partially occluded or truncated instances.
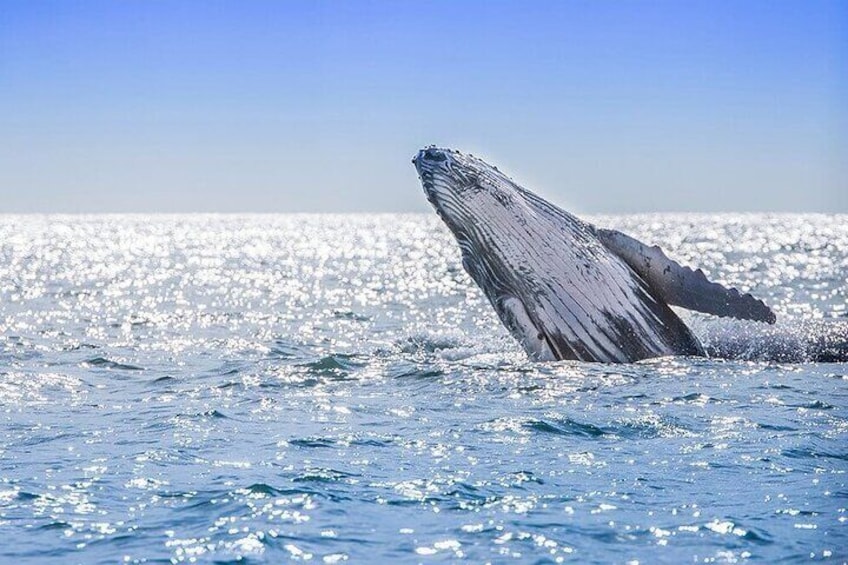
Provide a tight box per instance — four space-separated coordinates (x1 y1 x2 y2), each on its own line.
597 228 776 324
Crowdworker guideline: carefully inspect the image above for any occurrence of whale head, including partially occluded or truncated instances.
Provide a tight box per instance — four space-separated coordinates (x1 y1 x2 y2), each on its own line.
412 146 535 253
413 146 587 360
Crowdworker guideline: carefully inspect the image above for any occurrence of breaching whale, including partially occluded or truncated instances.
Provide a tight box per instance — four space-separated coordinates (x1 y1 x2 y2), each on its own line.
412 146 776 363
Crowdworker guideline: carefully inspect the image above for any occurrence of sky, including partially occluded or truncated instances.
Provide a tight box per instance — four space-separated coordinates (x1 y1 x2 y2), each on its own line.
1 0 846 213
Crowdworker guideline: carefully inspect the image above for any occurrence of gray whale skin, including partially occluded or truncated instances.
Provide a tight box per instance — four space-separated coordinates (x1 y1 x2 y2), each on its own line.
413 146 776 363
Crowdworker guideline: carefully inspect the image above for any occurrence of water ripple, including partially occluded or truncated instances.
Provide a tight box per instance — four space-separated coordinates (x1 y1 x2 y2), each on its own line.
0 214 845 563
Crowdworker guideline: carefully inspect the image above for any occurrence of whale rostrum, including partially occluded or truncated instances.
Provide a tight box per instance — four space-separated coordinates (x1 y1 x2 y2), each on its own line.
413 146 775 363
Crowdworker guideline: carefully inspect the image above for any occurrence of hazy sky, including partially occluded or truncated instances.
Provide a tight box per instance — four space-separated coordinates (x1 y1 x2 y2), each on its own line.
1 1 846 213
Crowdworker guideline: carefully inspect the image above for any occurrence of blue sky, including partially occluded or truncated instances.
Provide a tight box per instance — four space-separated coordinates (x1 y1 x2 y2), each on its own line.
1 1 846 213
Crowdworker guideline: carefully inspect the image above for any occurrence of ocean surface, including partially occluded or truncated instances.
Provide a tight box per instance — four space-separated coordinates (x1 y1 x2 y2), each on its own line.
0 213 846 564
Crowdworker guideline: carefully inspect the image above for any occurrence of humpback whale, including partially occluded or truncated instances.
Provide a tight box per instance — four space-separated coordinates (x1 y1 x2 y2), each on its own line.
412 146 777 363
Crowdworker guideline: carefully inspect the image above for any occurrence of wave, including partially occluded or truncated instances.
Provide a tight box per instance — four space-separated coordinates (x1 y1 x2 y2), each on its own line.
693 317 848 362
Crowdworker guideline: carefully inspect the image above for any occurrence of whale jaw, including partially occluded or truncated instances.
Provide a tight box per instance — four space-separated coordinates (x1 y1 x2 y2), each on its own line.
413 147 774 363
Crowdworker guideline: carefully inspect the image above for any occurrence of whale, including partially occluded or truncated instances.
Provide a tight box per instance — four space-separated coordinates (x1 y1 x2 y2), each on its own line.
412 146 777 363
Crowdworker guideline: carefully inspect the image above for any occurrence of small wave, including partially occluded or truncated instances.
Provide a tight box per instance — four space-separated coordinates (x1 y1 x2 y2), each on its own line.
525 418 608 438
37 520 72 531
523 414 691 440
758 423 797 432
783 446 848 461
217 380 244 390
443 482 495 506
172 409 232 421
150 375 175 384
297 354 365 378
332 310 371 322
288 437 337 449
385 362 444 380
614 417 693 439
82 357 144 371
238 483 301 498
349 437 394 448
703 518 774 545
61 342 98 352
787 399 834 410
696 318 848 362
672 392 716 404
268 340 314 360
395 332 468 354
292 468 359 483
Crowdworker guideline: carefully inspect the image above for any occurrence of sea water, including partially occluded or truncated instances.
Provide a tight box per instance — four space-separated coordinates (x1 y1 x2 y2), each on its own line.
0 214 845 563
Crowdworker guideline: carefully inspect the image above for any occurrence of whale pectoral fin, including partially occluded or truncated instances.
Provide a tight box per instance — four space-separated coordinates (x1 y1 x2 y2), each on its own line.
597 228 776 324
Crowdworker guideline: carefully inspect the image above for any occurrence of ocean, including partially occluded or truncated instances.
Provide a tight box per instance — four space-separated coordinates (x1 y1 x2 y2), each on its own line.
0 213 845 563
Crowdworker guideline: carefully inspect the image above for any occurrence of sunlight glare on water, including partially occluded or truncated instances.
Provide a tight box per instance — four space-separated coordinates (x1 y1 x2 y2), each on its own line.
0 214 846 563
